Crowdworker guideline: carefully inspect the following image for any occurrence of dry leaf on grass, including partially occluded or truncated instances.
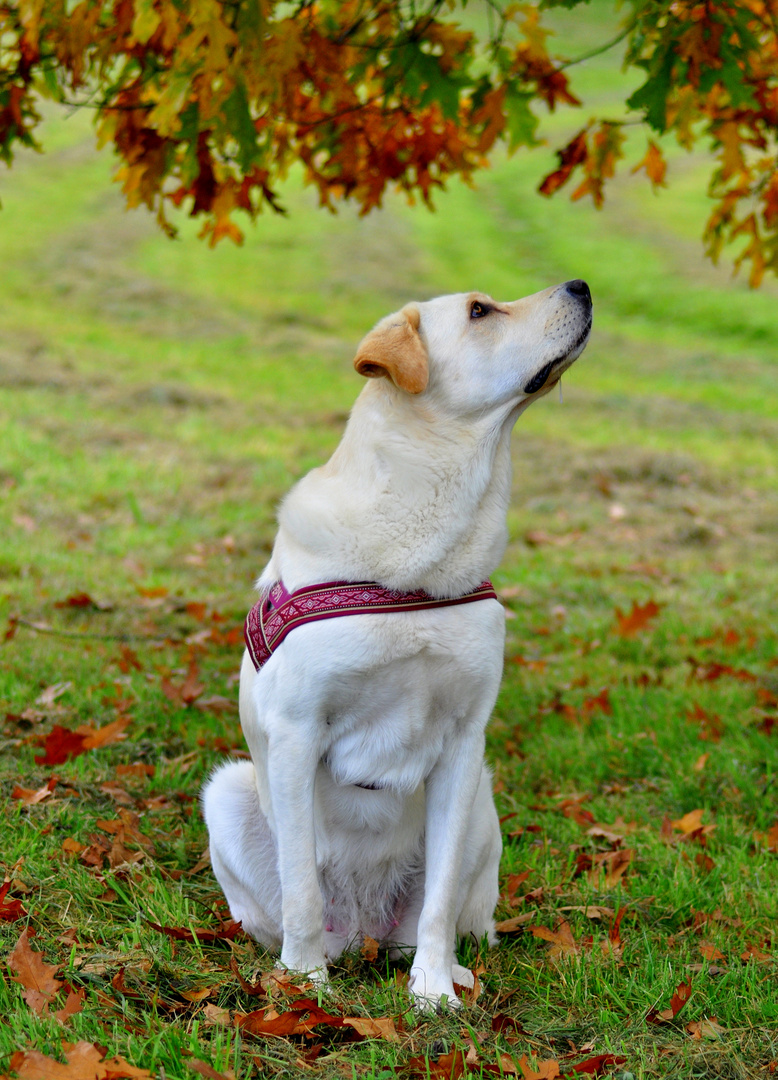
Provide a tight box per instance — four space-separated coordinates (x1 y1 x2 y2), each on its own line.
11 1041 153 1080
646 980 693 1024
8 928 63 1015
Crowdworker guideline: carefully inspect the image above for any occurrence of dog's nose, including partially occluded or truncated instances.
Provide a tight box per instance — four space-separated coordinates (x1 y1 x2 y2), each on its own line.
565 279 591 304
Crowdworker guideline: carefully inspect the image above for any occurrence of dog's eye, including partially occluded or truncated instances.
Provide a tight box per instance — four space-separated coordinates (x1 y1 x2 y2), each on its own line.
470 301 490 319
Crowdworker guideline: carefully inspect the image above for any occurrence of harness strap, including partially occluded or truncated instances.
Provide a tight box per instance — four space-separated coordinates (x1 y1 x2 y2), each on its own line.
244 578 498 671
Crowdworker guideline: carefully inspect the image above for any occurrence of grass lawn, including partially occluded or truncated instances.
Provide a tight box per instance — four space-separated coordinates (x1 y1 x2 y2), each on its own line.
1 8 777 1079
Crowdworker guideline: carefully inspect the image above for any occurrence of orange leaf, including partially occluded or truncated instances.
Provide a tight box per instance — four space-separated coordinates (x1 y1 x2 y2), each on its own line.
518 1054 560 1079
631 140 667 188
12 778 57 806
613 600 661 638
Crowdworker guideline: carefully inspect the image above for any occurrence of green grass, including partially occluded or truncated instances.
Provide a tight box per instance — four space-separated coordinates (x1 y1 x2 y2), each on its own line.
1 12 777 1079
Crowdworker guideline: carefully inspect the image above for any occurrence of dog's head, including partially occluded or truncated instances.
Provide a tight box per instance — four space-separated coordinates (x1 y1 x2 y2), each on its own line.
354 281 592 415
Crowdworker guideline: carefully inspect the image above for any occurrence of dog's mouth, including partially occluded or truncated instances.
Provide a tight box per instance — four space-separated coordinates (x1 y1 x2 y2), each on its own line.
523 319 592 395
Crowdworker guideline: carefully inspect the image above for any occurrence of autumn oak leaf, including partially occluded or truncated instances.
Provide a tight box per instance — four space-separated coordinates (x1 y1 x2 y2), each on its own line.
8 929 63 1015
613 600 661 638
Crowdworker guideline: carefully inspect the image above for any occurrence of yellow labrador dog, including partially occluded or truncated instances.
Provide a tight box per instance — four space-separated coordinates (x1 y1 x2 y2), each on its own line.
203 281 592 1008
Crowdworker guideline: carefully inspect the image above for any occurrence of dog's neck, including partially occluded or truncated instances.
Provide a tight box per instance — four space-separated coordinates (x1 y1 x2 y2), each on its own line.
262 382 519 599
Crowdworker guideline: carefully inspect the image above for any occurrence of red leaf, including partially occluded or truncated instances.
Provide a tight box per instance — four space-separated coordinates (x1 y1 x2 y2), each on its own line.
567 1054 627 1075
0 881 28 922
539 130 588 197
646 980 692 1024
147 920 243 943
34 726 87 766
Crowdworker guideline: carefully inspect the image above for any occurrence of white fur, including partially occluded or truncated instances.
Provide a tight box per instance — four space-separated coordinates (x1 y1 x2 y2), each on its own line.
203 283 592 1008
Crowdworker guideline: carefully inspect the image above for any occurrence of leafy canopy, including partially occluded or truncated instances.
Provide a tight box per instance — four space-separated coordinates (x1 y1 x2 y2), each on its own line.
1 0 777 283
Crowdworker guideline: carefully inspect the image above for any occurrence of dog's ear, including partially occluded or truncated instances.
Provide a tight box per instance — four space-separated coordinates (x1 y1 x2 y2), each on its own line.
353 305 428 395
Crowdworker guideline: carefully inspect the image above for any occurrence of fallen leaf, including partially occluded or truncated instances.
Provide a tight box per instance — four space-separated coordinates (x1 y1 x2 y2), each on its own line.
646 980 693 1024
115 764 155 781
360 935 379 962
686 1017 726 1040
342 1015 399 1041
558 905 615 920
613 600 661 638
0 881 28 922
11 778 57 806
80 717 132 750
54 987 86 1023
35 682 73 708
670 810 716 848
54 592 113 612
567 1054 628 1075
201 1003 232 1026
495 912 537 933
741 944 773 962
147 920 243 944
161 659 205 708
530 921 580 959
190 1062 236 1080
8 929 64 1015
405 1049 467 1078
700 943 726 962
34 726 86 766
10 1041 104 1080
753 822 778 853
517 1053 560 1079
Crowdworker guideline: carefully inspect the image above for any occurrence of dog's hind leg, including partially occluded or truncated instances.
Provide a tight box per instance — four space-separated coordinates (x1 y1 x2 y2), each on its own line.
202 760 283 947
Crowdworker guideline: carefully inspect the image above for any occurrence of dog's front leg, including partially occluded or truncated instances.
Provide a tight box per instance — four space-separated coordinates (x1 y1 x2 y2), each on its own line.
265 724 328 983
409 726 486 1010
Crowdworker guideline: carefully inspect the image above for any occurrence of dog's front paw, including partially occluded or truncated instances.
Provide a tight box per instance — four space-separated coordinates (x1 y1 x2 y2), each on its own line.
452 963 475 990
408 965 461 1012
279 942 329 986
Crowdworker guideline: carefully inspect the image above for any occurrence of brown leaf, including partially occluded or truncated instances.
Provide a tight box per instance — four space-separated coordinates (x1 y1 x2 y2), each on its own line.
741 944 773 963
753 822 778 853
8 929 64 1015
360 935 379 962
35 682 73 708
700 943 726 962
11 778 57 806
342 1015 400 1041
672 809 715 845
161 659 205 708
79 718 132 750
530 921 579 959
495 912 537 933
190 1062 235 1080
517 1054 560 1079
405 1049 467 1079
686 1017 725 1040
10 1042 105 1080
613 600 661 638
54 987 86 1023
115 764 155 781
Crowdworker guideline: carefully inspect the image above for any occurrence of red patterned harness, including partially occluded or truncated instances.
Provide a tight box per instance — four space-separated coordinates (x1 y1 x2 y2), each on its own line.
244 579 498 671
